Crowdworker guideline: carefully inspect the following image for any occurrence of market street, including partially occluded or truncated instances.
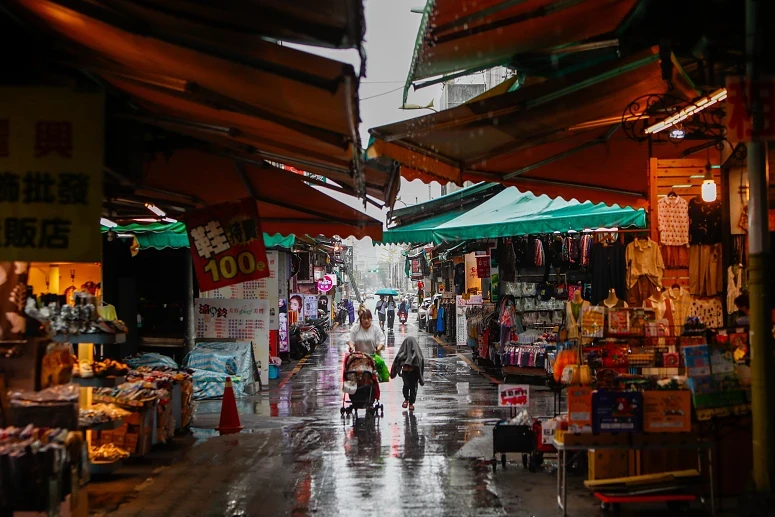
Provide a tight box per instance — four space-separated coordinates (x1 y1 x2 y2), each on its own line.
101 317 602 517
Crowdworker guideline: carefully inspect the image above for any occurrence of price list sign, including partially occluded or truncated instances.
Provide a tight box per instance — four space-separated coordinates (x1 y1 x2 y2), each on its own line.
186 198 270 292
0 88 104 262
195 298 270 382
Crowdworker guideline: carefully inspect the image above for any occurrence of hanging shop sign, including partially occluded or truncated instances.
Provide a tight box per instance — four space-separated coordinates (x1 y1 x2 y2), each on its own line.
185 198 270 292
476 255 491 278
725 76 775 141
317 274 336 293
411 258 422 279
0 87 104 262
498 384 529 408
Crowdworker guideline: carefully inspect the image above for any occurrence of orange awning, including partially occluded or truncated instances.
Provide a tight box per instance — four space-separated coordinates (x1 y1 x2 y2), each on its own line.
128 150 383 240
95 0 365 50
8 0 394 203
407 0 639 90
371 48 700 208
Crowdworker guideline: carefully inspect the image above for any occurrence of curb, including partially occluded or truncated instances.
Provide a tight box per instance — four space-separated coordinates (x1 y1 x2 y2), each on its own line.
431 336 502 385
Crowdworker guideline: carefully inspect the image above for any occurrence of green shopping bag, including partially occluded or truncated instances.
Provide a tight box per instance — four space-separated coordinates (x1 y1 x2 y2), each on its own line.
372 354 390 383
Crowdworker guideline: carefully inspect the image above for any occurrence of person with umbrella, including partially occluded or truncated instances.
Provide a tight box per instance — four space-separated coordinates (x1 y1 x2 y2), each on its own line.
386 295 397 331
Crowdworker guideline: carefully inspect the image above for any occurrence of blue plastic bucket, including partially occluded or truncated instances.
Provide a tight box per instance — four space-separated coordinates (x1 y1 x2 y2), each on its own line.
268 364 280 380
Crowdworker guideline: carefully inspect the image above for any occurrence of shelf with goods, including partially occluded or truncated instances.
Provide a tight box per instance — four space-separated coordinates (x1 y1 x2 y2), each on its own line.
474 286 564 382
0 337 87 515
542 302 749 517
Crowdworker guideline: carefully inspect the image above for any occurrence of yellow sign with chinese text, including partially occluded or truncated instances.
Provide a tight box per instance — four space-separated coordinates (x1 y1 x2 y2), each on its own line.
0 88 104 262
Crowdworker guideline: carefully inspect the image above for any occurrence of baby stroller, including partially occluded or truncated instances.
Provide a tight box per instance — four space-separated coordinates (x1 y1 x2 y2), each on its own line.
341 352 384 419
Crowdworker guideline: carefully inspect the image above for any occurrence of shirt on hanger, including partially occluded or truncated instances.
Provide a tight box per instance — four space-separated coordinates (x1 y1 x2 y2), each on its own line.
658 195 690 246
668 286 693 330
625 237 665 288
689 197 722 244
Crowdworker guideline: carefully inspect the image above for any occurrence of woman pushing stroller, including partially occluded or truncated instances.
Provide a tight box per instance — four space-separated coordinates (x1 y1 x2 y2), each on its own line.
390 337 425 411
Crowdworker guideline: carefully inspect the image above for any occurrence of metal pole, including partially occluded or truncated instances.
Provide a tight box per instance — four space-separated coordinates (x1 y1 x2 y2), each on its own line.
747 0 775 495
184 253 196 352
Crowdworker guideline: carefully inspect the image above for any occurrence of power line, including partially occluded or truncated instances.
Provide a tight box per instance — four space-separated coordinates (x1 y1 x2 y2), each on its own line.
360 85 405 100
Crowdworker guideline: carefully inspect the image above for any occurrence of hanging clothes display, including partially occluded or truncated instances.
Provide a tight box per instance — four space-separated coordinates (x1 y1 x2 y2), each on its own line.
658 194 690 268
500 238 517 282
625 237 665 306
565 299 590 340
668 286 694 332
590 242 627 305
689 244 723 297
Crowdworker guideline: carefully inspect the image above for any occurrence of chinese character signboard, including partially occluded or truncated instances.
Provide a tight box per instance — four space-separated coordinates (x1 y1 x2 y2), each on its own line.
0 88 104 262
498 384 529 408
195 298 270 383
186 198 270 292
476 255 490 278
317 274 335 293
725 76 775 141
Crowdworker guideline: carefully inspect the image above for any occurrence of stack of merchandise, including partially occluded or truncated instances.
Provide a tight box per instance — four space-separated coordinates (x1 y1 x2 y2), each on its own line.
89 443 130 463
126 367 194 436
72 358 129 379
25 292 128 336
79 403 131 430
0 425 83 512
9 384 79 429
94 381 167 407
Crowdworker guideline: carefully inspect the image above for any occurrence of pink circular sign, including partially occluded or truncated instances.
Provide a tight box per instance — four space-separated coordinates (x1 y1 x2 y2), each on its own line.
317 275 334 292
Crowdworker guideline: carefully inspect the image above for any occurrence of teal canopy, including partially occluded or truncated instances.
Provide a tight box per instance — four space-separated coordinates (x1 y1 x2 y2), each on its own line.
100 223 295 251
380 208 468 245
432 187 646 244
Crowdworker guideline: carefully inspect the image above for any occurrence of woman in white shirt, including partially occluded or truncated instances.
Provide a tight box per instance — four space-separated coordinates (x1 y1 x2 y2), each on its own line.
348 309 385 355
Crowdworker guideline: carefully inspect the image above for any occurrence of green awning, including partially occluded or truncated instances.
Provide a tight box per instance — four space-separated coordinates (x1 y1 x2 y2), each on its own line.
101 223 295 251
380 209 469 245
431 187 646 244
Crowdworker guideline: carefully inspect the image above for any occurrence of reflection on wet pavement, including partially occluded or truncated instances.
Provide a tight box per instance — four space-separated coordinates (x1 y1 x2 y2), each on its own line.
107 319 574 517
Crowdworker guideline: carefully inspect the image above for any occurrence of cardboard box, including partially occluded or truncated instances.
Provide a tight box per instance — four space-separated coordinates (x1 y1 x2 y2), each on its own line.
588 449 630 480
643 391 692 433
592 391 643 434
568 387 593 433
125 433 138 453
100 431 113 445
124 411 142 426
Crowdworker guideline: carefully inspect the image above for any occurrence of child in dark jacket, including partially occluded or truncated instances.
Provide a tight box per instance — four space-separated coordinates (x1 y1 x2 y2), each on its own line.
390 337 425 411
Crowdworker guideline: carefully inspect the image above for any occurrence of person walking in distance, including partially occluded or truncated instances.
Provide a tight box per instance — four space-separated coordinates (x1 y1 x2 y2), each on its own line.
376 295 386 330
390 336 425 411
386 295 397 331
428 299 438 335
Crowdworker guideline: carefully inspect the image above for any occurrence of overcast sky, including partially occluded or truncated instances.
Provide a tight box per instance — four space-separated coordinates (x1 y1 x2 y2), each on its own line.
289 0 445 231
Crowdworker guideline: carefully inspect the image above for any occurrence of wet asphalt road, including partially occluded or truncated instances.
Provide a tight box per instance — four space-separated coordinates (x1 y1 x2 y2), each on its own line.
104 316 603 517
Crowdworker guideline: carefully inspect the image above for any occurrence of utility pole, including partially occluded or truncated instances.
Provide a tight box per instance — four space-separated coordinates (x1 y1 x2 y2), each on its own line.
746 0 775 496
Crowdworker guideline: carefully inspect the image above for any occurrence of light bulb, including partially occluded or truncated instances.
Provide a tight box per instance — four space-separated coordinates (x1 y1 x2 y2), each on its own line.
702 179 717 202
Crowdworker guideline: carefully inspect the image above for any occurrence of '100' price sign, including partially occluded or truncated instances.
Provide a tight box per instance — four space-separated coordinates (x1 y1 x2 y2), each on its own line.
185 198 270 291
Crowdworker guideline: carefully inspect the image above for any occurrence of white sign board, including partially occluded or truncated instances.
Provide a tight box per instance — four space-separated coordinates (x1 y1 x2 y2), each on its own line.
195 298 270 384
498 384 530 408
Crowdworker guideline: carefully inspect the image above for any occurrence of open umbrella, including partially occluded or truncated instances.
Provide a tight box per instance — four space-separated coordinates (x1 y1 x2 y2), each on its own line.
375 288 399 296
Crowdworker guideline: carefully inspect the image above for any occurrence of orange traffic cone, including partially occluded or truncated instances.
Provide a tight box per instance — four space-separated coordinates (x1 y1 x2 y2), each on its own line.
217 376 243 435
